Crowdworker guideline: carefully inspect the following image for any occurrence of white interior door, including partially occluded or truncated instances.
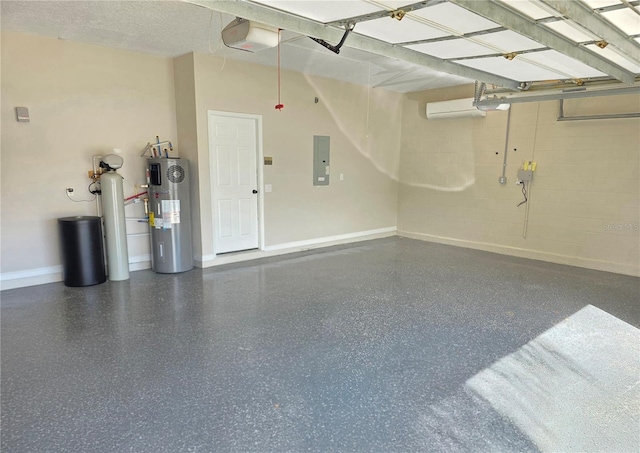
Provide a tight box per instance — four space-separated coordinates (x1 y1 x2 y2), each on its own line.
209 114 259 254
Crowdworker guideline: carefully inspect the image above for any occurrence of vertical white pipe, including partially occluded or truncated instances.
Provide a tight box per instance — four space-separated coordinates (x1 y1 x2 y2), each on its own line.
523 181 532 238
523 103 541 238
500 107 512 182
101 171 129 281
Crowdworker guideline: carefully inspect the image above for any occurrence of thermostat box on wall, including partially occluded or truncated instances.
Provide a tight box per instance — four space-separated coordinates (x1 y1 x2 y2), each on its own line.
16 107 30 122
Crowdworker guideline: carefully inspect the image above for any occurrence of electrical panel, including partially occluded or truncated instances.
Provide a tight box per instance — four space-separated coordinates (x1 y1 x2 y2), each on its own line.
313 135 330 186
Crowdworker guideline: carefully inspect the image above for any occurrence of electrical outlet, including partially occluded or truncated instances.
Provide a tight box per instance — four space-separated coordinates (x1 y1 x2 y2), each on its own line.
66 187 74 196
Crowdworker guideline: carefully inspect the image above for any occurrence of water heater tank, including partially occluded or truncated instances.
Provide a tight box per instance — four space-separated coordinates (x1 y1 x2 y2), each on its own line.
147 157 193 273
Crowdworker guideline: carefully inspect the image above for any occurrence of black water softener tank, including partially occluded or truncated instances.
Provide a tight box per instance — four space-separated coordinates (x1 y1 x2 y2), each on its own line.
58 216 106 287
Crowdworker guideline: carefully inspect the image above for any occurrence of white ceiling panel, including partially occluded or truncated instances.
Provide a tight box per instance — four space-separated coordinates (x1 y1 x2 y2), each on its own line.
496 0 555 20
580 0 621 8
523 49 607 77
455 56 569 81
406 39 495 59
585 44 640 72
411 3 500 34
354 15 450 43
473 30 546 53
543 20 599 43
250 0 382 23
601 8 640 35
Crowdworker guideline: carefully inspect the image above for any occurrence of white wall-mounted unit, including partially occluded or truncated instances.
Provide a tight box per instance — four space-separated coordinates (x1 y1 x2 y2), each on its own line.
426 98 486 119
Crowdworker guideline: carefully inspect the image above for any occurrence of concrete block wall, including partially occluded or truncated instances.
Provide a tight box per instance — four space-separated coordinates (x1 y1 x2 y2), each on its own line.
398 86 640 276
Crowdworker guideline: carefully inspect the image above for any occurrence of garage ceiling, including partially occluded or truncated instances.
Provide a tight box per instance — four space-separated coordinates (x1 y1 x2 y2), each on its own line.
2 0 639 93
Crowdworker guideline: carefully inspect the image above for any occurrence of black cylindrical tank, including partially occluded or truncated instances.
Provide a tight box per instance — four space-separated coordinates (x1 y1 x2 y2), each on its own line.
58 216 106 287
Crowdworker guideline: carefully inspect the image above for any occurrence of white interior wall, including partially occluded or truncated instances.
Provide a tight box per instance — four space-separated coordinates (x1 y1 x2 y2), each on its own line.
0 32 401 289
177 52 401 266
172 53 203 260
1 31 178 289
398 85 640 277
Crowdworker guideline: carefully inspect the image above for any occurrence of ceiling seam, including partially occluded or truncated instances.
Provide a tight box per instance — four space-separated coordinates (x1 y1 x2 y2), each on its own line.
399 27 507 46
448 47 549 62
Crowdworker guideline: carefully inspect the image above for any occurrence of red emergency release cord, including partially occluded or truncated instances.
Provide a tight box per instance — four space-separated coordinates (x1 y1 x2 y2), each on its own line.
275 29 284 111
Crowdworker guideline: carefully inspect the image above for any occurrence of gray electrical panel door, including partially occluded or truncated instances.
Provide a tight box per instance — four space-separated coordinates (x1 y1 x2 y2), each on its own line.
313 135 330 186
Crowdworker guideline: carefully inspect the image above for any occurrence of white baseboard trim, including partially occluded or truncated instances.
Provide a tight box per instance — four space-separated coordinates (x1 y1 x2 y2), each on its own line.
0 265 64 291
195 227 397 268
1 254 153 291
398 230 640 277
263 227 397 252
193 254 216 265
3 229 397 290
4 227 635 289
128 254 151 272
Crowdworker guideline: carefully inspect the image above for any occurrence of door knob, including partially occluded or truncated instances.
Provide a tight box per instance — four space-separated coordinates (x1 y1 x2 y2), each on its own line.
252 189 258 194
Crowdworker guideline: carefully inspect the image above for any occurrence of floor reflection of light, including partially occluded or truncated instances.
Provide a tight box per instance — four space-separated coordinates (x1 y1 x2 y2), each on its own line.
468 305 639 451
416 305 640 451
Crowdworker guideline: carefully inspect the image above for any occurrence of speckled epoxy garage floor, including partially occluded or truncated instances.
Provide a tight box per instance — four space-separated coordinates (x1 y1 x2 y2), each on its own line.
2 237 639 452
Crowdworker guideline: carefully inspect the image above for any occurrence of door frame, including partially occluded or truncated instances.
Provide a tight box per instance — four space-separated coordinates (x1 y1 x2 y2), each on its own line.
207 110 265 254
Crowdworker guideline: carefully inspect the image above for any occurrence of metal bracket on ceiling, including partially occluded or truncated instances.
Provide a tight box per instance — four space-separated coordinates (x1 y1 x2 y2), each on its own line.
308 22 355 55
390 9 407 21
